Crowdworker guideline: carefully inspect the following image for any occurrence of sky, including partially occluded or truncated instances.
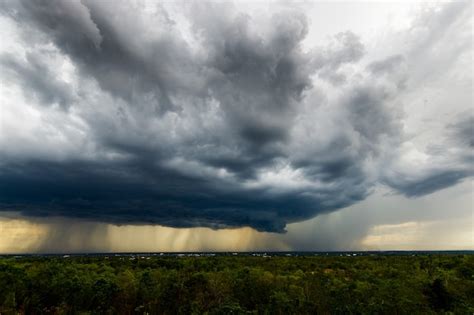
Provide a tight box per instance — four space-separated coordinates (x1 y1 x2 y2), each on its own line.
0 0 472 253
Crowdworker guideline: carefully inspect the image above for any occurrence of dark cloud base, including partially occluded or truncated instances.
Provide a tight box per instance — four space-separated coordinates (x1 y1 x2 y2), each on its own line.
0 160 360 232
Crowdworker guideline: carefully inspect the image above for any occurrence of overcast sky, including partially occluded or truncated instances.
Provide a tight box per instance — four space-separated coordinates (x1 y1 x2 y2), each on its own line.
0 0 472 253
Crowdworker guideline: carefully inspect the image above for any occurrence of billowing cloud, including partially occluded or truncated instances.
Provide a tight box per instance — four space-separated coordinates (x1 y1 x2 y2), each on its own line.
0 0 472 233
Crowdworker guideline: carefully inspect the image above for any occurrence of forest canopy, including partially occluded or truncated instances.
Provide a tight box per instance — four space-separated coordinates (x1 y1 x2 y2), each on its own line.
0 254 473 314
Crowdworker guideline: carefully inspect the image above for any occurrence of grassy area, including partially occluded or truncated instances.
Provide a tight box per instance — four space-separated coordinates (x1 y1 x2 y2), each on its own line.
0 254 473 314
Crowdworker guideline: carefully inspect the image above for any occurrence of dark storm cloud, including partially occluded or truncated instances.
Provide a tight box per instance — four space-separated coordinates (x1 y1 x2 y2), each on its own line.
0 0 471 232
0 160 343 232
5 0 203 114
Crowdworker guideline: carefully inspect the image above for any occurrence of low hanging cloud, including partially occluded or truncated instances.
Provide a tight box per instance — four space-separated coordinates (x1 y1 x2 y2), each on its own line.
0 0 472 232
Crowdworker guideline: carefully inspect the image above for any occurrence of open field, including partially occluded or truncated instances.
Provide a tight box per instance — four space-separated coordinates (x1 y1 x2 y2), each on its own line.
0 253 473 314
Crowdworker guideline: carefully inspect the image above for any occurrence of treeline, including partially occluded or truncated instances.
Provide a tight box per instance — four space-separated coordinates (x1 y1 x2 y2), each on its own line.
0 254 473 314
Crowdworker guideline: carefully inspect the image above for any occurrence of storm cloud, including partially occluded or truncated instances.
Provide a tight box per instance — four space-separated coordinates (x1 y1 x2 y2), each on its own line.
0 0 472 232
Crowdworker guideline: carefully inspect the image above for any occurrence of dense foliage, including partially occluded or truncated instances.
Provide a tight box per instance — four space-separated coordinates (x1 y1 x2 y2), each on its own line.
0 254 473 314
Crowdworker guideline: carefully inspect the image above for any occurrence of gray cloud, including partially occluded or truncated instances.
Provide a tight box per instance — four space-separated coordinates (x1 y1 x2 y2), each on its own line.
0 0 472 233
383 114 473 197
0 51 76 109
384 169 470 198
368 55 404 75
449 115 474 149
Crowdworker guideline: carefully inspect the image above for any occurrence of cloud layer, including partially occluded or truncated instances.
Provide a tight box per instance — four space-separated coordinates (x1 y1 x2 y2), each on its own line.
0 0 472 232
